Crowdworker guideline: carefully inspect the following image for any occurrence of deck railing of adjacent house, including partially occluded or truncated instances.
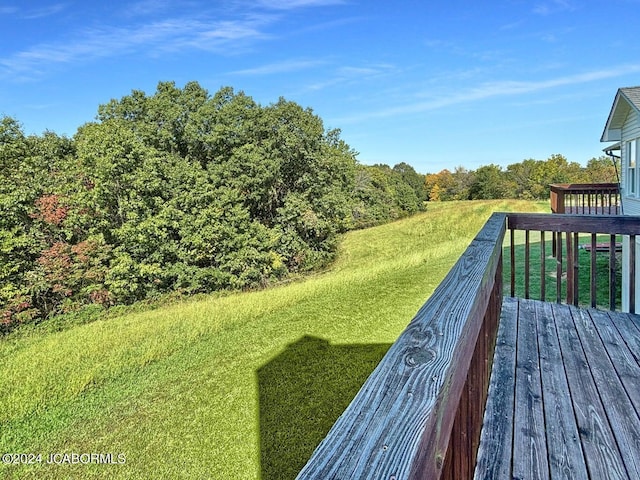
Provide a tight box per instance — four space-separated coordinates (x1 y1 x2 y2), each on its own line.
549 183 620 215
296 211 640 480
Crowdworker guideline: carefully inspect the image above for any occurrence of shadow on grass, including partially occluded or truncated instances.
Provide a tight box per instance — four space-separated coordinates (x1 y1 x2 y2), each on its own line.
257 335 391 480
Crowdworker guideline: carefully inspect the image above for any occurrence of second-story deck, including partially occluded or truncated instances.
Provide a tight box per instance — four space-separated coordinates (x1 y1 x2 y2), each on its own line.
297 211 640 480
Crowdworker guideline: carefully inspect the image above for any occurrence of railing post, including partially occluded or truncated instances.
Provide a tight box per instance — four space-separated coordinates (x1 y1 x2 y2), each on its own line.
630 235 636 314
540 231 546 302
610 234 616 311
590 234 597 308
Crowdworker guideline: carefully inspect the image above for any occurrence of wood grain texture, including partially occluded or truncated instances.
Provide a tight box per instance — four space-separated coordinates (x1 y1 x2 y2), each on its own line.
590 310 640 432
535 301 587 479
553 304 628 479
513 298 549 480
570 307 640 477
296 213 507 480
473 296 518 480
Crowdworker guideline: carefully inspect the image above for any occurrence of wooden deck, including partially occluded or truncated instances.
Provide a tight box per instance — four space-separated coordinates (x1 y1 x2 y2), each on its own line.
297 213 640 480
475 297 640 479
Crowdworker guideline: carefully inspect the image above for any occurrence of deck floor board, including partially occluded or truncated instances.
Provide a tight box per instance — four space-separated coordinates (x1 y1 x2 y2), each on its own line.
475 298 640 480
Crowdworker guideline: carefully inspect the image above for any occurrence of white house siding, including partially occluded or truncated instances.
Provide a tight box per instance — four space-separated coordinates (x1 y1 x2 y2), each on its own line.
620 109 640 311
621 113 640 205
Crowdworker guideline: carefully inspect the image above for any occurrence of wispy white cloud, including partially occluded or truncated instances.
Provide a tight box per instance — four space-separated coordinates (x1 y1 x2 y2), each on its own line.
0 15 270 80
0 0 348 81
533 0 577 15
230 59 326 75
21 3 68 19
122 0 173 18
304 62 397 91
0 3 67 18
255 0 345 10
0 6 18 15
336 64 640 123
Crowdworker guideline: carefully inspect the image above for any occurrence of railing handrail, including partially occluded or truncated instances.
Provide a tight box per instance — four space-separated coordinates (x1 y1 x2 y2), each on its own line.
297 213 506 479
549 183 620 192
508 212 639 235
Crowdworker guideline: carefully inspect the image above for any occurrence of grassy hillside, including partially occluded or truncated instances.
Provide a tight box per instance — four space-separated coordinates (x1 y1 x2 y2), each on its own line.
0 200 548 479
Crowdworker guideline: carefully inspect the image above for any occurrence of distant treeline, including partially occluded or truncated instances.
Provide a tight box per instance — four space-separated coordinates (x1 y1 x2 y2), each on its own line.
1 82 425 332
424 154 619 202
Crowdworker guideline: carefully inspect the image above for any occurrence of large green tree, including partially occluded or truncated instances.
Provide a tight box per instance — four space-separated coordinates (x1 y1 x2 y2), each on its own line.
0 82 435 333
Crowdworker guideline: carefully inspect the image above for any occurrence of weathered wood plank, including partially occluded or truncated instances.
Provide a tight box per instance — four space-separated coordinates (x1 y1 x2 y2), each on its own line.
473 296 518 480
296 213 507 479
571 308 640 477
513 299 549 480
554 304 628 479
589 310 640 431
535 300 588 479
609 312 640 365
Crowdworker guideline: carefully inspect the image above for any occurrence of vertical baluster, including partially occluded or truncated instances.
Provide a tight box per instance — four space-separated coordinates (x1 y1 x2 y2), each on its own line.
630 235 636 314
566 231 574 304
540 231 546 301
525 230 530 299
556 231 563 303
510 228 515 298
610 234 616 311
591 233 597 308
573 233 579 306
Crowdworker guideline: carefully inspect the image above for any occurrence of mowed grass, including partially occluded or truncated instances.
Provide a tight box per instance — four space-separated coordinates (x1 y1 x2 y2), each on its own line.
0 200 548 480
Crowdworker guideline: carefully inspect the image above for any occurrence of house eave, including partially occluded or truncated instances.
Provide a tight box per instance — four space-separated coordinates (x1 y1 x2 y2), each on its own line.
601 87 640 142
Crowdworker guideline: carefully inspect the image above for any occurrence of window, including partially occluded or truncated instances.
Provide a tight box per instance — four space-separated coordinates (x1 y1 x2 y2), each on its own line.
629 141 636 195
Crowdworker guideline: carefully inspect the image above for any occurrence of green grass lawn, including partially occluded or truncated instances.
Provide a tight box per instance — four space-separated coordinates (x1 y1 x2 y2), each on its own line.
0 200 548 480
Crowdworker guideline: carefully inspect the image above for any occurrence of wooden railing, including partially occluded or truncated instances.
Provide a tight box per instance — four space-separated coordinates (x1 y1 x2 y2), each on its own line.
296 212 640 479
507 213 639 312
549 183 620 215
297 213 506 479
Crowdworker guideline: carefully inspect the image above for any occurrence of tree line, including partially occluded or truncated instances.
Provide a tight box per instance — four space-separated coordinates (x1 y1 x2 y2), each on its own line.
1 82 425 332
424 154 619 202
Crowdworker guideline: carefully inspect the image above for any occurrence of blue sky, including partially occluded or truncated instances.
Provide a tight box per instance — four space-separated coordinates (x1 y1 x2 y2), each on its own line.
1 0 639 173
